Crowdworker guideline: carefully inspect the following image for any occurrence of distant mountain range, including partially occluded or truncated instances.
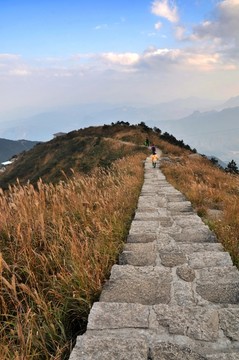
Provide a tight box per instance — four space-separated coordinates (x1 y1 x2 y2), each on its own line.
0 139 39 163
156 106 239 166
0 95 238 165
0 97 222 141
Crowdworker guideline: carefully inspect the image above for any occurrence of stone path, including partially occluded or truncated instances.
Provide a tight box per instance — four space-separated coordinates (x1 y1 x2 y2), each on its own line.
69 156 239 360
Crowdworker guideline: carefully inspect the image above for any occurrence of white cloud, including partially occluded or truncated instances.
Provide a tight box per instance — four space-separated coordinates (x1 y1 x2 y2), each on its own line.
0 43 238 117
94 24 108 30
0 53 32 77
151 0 179 23
9 68 31 76
101 52 140 66
0 53 21 60
175 26 186 40
154 21 163 30
189 1 239 47
186 52 220 71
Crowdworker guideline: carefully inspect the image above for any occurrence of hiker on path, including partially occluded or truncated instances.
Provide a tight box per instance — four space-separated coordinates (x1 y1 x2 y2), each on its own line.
144 138 150 147
151 152 159 168
151 144 156 154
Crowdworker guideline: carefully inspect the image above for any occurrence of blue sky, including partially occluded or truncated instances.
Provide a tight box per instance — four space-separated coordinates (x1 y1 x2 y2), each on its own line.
0 0 239 117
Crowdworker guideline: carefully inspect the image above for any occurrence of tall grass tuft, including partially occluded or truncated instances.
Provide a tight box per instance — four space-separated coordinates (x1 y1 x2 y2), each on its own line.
0 153 146 359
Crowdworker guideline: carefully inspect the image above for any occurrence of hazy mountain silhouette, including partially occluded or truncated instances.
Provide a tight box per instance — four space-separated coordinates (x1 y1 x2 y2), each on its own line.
218 95 239 110
0 96 238 165
0 97 221 141
0 138 39 163
157 106 239 166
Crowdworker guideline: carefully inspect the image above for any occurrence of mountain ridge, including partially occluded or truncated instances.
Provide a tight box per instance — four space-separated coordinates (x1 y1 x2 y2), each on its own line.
0 96 224 141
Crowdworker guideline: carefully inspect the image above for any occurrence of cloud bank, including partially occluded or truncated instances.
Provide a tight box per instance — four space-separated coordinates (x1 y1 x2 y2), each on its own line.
0 0 239 116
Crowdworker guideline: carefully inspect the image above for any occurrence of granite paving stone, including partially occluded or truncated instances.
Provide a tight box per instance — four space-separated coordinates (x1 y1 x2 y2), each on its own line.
100 265 172 305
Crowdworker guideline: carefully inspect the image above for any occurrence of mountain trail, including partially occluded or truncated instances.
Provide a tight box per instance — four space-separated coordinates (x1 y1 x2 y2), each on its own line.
69 152 239 360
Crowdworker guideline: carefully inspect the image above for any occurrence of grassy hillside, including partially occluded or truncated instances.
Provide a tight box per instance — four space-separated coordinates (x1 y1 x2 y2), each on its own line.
0 123 161 189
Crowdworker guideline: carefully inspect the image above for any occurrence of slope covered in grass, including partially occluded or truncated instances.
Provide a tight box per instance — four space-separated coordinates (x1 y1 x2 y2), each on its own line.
0 154 146 359
159 140 239 267
0 123 160 189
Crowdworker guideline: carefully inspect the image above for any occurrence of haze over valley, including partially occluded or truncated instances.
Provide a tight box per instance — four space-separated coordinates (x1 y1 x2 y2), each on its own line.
0 95 239 166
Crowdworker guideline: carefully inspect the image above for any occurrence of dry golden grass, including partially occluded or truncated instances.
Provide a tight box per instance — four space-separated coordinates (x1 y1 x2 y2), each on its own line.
159 142 239 267
0 153 146 359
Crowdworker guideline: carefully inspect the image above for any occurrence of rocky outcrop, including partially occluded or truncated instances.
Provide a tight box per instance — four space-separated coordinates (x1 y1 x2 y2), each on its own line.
69 156 239 359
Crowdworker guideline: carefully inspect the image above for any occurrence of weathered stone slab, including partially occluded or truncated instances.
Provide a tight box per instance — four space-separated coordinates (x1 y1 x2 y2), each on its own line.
179 243 224 253
137 196 161 208
157 232 176 252
188 252 232 269
136 208 158 213
159 217 174 227
134 211 160 220
173 279 196 306
166 193 187 202
150 343 206 360
161 224 183 236
137 199 168 209
127 233 157 243
206 354 239 360
173 215 204 227
129 220 159 234
173 227 216 243
167 201 194 213
176 265 196 282
119 242 157 266
87 302 150 330
196 267 239 303
100 265 172 305
219 308 239 341
70 335 149 360
197 266 239 283
141 184 160 192
151 305 219 341
160 251 187 267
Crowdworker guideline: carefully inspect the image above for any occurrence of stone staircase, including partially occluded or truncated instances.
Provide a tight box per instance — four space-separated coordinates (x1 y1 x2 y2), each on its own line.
69 156 239 360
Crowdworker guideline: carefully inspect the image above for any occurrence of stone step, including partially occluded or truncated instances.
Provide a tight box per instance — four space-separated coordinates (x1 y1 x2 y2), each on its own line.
134 209 168 220
167 201 194 213
206 354 239 360
87 302 239 345
87 302 149 330
100 265 172 305
172 226 217 243
173 214 205 227
156 235 223 253
188 251 233 268
196 266 239 304
70 333 239 360
178 243 224 253
129 220 159 234
127 233 157 243
70 334 149 360
119 242 157 266
157 250 231 268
